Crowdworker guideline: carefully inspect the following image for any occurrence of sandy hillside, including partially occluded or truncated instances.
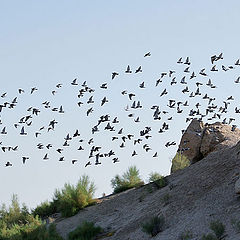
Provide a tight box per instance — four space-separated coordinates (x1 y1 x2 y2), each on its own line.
55 139 240 240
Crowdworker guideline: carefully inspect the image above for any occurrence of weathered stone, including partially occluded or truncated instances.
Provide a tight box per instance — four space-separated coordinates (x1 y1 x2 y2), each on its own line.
201 122 240 157
178 118 204 163
171 119 240 173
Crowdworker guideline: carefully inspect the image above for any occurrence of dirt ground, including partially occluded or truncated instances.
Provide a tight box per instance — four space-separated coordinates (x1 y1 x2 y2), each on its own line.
55 141 240 240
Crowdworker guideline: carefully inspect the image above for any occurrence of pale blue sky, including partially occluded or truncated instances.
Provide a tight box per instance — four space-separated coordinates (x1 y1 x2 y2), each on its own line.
1 1 240 208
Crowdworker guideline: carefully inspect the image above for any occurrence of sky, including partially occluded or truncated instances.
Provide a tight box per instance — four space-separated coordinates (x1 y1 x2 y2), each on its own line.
1 0 240 208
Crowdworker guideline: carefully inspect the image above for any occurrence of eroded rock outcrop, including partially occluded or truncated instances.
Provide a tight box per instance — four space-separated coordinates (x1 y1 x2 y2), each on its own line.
171 119 240 173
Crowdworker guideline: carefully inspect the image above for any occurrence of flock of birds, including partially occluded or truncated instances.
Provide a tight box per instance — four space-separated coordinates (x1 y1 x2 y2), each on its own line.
1 52 240 168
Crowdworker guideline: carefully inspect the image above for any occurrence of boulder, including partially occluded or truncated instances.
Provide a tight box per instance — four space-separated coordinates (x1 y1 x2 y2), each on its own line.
177 119 204 164
171 119 240 173
201 122 240 157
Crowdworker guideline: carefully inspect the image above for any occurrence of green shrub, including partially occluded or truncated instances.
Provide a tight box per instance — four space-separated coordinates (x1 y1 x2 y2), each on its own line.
201 233 217 240
149 172 163 182
111 166 144 193
209 220 225 239
141 215 165 237
32 201 56 219
154 176 168 189
146 185 153 193
179 230 193 239
68 221 102 240
0 194 32 228
171 153 190 173
231 219 240 232
20 223 63 240
54 175 96 217
0 194 63 240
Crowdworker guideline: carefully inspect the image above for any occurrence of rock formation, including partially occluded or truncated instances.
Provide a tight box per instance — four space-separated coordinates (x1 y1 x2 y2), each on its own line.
171 119 240 173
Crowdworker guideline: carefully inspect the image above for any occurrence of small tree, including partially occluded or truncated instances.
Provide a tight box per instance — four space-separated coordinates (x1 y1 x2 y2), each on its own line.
54 175 96 217
111 166 144 193
68 221 102 240
171 153 190 173
210 220 225 239
149 172 163 182
142 215 165 237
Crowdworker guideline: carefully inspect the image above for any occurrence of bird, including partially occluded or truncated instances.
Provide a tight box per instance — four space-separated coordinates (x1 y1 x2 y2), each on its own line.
30 87 38 94
160 88 168 97
112 158 119 163
199 68 207 76
22 157 29 164
56 148 63 154
125 65 132 73
177 57 183 64
71 79 78 85
59 106 64 113
184 57 190 65
128 93 135 100
112 72 119 80
211 65 218 72
135 66 142 73
73 130 80 137
101 97 108 106
20 126 27 135
144 52 151 57
18 89 25 94
87 107 93 116
5 161 12 167
56 83 62 88
139 82 145 88
85 161 91 167
180 76 187 84
100 83 108 89
1 127 7 134
132 150 137 156
235 77 240 83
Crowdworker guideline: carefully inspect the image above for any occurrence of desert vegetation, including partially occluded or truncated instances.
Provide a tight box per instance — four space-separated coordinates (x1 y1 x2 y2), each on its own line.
179 230 193 240
0 194 103 240
111 165 144 193
33 175 96 218
0 194 63 240
202 220 225 240
141 215 165 237
68 221 102 240
0 168 174 239
171 153 190 173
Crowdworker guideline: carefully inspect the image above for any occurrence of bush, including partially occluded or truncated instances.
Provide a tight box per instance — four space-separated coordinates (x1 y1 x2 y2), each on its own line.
179 230 193 239
201 233 217 240
231 219 240 232
209 220 225 239
0 194 32 228
111 166 144 193
32 201 56 219
171 153 190 173
54 175 96 217
141 215 165 237
0 194 63 240
68 221 102 240
20 223 63 240
149 172 163 182
154 177 168 189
